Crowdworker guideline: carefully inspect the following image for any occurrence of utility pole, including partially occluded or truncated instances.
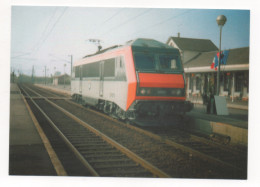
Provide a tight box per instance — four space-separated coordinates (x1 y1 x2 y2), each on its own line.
53 67 56 85
11 67 13 83
44 66 46 85
12 69 14 83
64 64 66 88
68 55 73 77
32 65 35 84
216 15 227 96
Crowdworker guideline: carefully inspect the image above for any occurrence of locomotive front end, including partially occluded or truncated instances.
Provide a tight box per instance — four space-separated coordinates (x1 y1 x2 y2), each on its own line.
127 39 193 119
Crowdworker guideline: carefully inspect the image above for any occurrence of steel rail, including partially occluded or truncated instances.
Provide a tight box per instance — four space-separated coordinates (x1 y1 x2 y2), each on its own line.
18 86 67 176
35 84 71 97
24 96 69 100
20 86 99 176
30 85 62 97
63 98 244 172
29 85 244 172
25 85 171 178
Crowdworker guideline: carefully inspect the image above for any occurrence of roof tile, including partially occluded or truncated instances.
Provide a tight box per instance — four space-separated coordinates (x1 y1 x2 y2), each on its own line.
184 47 249 68
167 37 218 52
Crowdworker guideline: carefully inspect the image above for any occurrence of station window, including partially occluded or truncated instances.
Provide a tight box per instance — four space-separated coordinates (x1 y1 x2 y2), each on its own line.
235 72 244 92
104 58 115 77
196 76 201 91
224 73 231 92
189 75 193 90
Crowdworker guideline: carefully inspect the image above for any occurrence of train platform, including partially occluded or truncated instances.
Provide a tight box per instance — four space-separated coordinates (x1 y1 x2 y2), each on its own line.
187 95 248 110
188 103 248 129
36 84 71 96
36 83 248 146
186 104 248 146
9 83 56 175
185 94 248 146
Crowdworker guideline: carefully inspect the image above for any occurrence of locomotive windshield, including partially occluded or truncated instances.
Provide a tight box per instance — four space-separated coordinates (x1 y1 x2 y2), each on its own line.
134 53 156 71
134 52 183 73
158 55 182 72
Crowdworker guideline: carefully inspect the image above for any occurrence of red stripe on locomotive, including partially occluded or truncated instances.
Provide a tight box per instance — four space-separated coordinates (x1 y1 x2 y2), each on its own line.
138 73 184 88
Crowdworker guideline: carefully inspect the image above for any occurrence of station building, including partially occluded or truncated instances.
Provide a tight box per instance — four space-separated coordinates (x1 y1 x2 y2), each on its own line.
166 36 249 101
53 73 71 86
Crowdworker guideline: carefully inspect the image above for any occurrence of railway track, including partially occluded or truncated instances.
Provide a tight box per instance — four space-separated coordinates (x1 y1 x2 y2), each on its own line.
19 84 247 178
19 84 168 177
142 126 247 171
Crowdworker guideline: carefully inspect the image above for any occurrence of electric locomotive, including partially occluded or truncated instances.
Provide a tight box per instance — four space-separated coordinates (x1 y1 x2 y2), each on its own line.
71 38 193 120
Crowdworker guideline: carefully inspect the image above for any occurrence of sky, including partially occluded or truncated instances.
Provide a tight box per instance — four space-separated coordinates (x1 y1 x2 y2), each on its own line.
10 7 250 76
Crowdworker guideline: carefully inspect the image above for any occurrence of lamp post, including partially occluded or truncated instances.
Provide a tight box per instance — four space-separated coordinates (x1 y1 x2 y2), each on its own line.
53 67 56 85
49 53 72 77
68 55 73 77
216 15 227 96
46 68 49 84
44 66 47 85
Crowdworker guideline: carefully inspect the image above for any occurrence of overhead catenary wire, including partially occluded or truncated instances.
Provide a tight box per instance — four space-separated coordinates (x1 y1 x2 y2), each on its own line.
12 58 37 61
105 9 193 44
102 8 126 25
11 52 31 59
87 8 125 36
127 10 193 37
12 9 58 75
100 8 152 37
32 7 68 54
31 7 58 54
49 54 70 63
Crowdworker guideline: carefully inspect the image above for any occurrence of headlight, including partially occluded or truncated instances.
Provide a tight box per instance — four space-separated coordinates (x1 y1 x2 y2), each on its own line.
137 87 184 96
171 88 184 96
140 88 146 95
176 89 182 96
139 88 152 95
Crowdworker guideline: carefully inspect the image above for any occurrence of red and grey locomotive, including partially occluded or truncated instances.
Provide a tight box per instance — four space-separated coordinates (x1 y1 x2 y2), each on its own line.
71 38 192 120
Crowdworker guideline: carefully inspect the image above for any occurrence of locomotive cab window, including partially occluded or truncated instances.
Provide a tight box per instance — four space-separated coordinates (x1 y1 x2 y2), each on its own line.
134 53 155 71
159 55 182 72
170 59 177 69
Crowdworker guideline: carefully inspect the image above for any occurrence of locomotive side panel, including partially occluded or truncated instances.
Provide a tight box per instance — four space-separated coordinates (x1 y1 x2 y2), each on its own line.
72 47 130 111
71 79 80 96
101 54 129 110
102 81 128 110
81 79 100 105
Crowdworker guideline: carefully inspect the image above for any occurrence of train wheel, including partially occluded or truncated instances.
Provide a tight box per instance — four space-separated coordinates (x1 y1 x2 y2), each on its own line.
115 106 126 120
